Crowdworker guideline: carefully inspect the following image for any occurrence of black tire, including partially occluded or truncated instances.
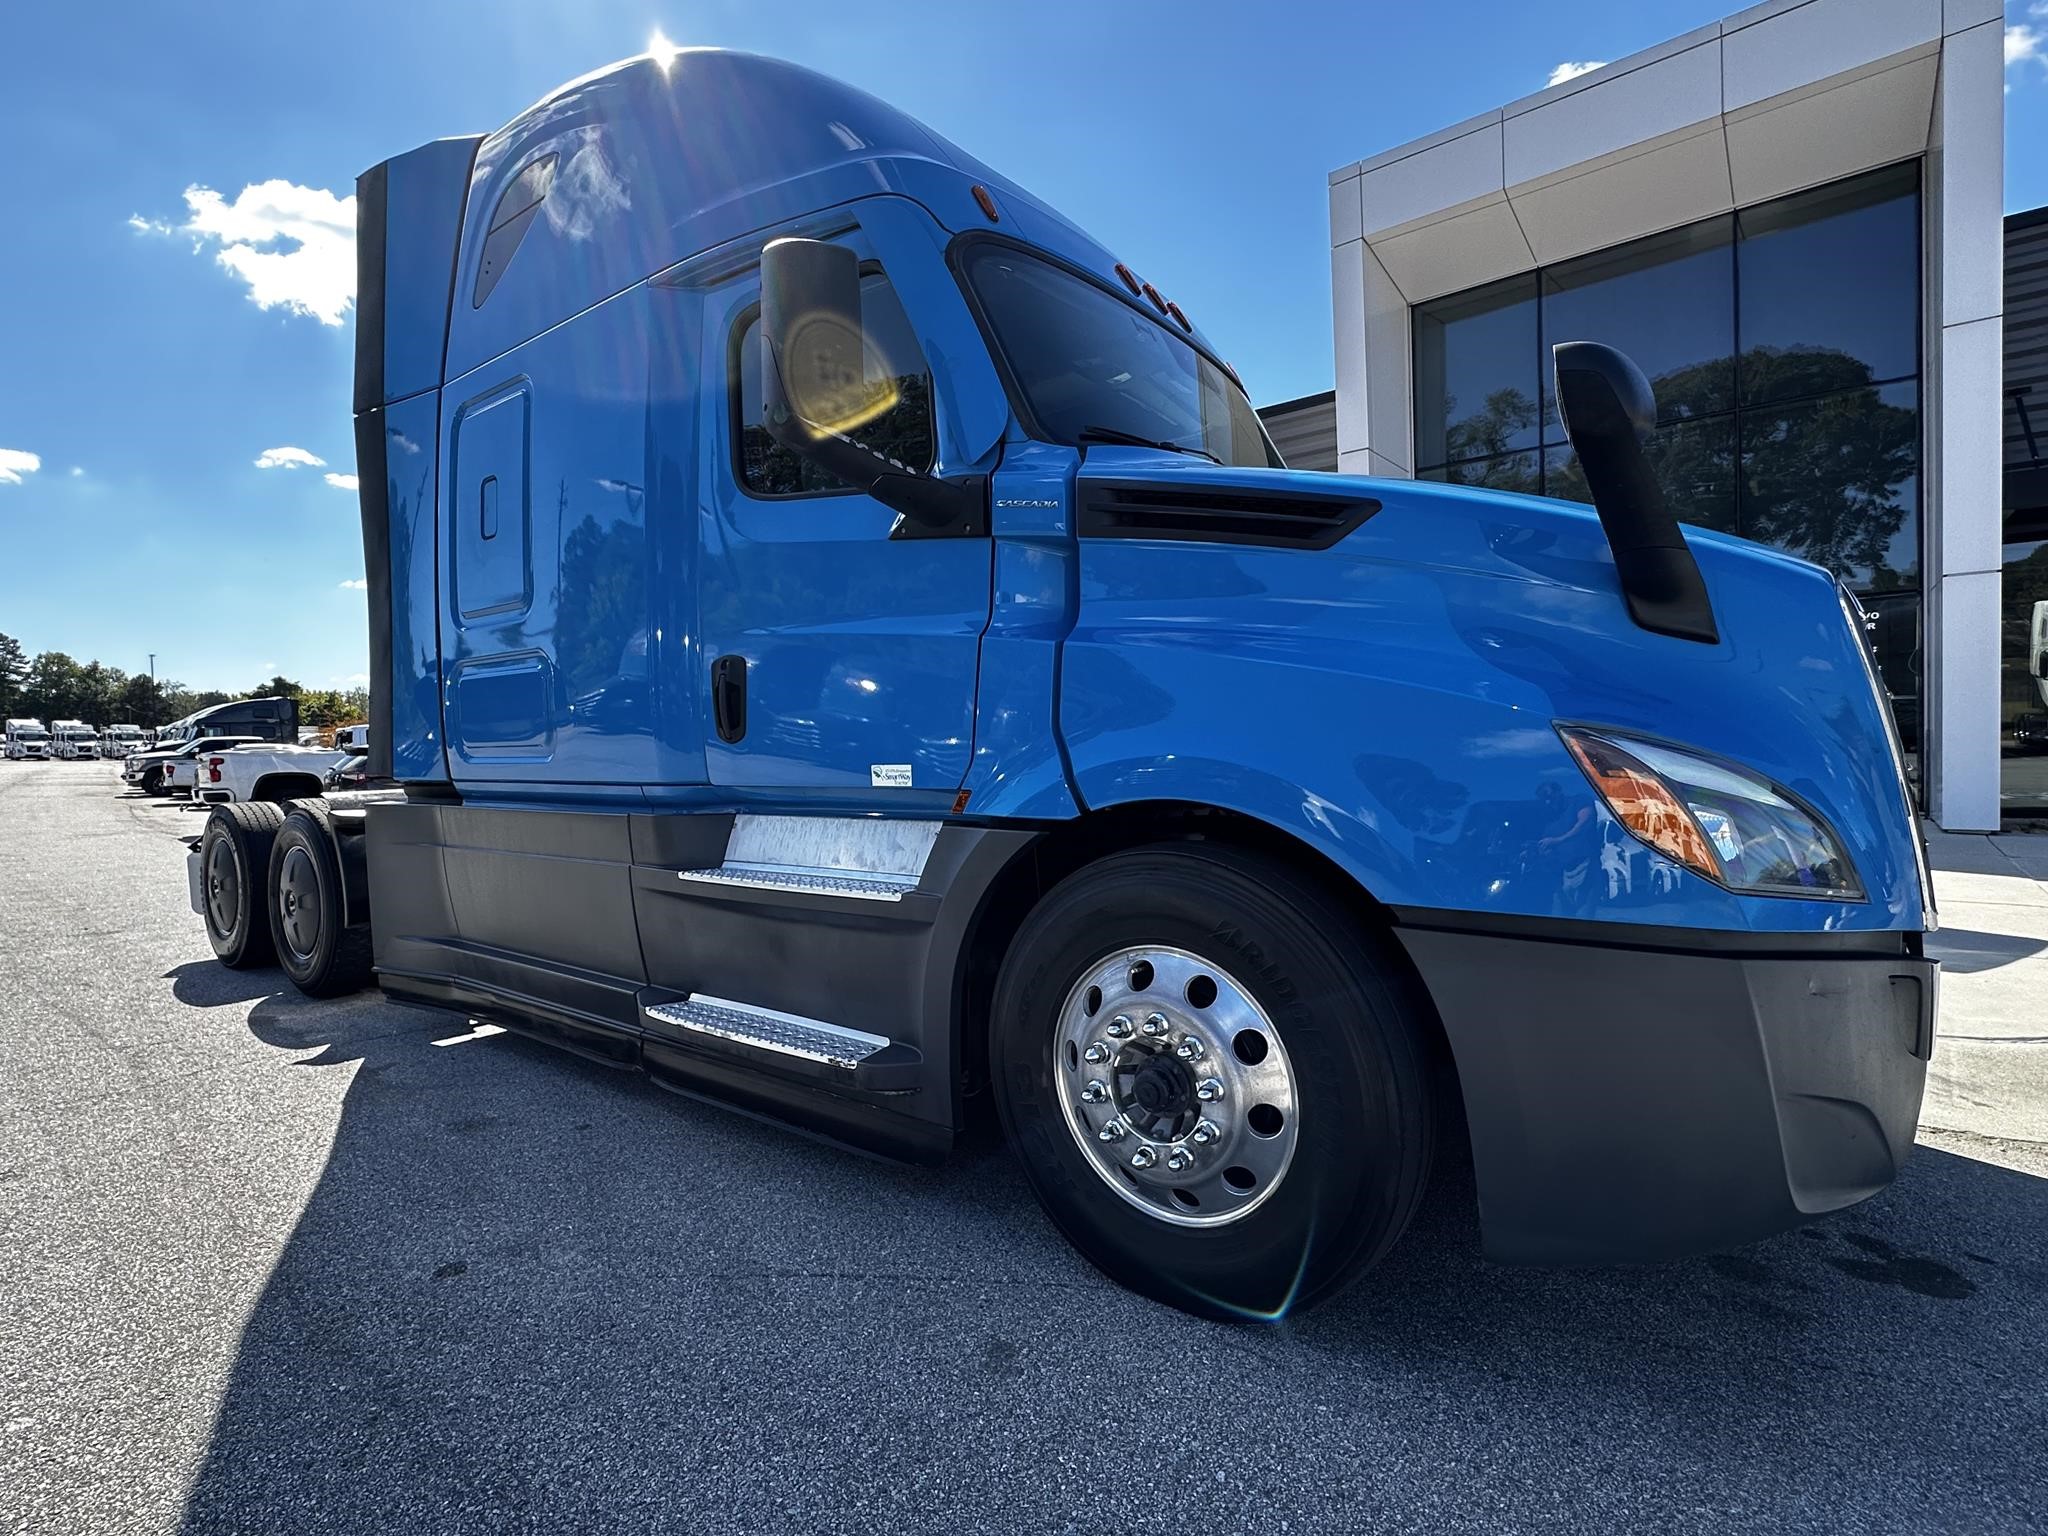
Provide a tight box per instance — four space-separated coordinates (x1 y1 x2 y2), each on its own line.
990 843 1435 1321
266 803 374 997
141 765 165 795
199 801 286 969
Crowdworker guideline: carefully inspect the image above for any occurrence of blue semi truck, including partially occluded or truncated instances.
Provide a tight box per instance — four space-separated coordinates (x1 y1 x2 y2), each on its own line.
190 49 1936 1319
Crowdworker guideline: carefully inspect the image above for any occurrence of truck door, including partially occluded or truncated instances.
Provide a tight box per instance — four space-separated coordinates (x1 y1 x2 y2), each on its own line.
697 230 994 794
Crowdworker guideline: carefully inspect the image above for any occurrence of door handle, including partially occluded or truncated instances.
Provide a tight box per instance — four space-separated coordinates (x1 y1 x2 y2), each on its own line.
713 654 747 743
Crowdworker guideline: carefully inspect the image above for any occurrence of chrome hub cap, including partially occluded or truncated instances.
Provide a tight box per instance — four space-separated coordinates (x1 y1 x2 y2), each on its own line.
1055 946 1298 1227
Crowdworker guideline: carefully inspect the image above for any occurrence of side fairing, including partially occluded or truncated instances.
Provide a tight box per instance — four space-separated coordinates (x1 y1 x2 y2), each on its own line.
1056 464 1925 935
359 398 447 782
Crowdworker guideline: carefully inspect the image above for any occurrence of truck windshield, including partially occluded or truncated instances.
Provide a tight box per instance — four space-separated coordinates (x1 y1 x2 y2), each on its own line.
962 245 1282 470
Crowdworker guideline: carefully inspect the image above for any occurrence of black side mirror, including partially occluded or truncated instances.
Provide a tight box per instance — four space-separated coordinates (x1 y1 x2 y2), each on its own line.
1553 340 1717 644
759 237 981 535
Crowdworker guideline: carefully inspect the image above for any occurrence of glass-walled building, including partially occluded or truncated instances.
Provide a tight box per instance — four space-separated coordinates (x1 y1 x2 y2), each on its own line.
1412 162 1926 779
1325 0 2007 830
2002 206 2048 812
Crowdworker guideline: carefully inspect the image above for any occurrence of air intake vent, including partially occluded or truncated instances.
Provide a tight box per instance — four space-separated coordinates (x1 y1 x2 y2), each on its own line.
1079 478 1379 550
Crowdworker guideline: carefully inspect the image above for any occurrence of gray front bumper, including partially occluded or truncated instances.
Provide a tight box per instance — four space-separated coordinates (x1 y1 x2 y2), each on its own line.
1397 920 1935 1266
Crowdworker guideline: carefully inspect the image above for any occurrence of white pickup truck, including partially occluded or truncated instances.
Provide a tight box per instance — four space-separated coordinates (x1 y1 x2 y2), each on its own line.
123 735 263 795
190 743 351 805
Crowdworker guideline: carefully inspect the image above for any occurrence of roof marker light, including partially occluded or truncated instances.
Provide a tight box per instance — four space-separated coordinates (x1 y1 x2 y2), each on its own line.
971 185 1001 223
1113 264 1142 295
1166 300 1192 332
1140 282 1169 315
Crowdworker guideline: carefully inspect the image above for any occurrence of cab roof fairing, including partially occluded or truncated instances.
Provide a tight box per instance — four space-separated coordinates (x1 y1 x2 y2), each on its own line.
441 48 1223 382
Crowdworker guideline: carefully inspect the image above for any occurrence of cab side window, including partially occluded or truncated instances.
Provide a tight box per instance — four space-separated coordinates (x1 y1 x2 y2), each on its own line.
732 270 936 497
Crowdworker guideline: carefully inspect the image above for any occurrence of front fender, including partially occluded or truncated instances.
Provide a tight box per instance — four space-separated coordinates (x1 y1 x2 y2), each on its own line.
1057 482 1923 935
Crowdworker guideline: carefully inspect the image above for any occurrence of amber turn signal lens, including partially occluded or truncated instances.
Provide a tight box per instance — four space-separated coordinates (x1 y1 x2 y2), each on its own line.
1560 730 1718 880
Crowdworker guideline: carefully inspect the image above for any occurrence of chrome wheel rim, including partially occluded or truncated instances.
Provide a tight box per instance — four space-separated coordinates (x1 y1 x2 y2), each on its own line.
1054 945 1298 1227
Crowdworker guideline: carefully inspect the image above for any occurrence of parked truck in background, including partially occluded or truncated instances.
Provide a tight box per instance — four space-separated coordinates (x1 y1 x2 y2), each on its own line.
4 719 52 760
152 696 300 752
100 723 149 760
123 735 265 796
50 721 100 760
187 49 1936 1320
191 743 352 806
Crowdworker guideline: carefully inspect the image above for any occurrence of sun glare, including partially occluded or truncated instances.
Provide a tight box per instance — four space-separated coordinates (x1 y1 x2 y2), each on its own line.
648 26 681 71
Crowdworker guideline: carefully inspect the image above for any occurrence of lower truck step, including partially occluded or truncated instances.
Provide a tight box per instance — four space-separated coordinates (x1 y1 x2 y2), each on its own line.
641 994 922 1091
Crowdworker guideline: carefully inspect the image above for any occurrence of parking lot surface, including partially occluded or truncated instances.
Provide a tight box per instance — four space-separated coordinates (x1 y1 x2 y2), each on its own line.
3 762 2045 1535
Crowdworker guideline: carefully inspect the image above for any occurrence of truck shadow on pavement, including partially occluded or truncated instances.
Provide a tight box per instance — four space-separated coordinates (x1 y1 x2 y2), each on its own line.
176 985 2048 1534
1925 926 2048 974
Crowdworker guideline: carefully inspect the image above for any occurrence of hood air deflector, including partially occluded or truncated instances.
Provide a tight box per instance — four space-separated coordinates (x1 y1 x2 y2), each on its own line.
1552 341 1719 645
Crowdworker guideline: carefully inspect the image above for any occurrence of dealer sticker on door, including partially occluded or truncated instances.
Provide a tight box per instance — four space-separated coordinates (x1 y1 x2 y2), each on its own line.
870 763 912 788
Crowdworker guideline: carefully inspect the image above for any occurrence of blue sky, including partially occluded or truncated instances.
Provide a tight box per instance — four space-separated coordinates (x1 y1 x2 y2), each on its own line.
2 0 2045 693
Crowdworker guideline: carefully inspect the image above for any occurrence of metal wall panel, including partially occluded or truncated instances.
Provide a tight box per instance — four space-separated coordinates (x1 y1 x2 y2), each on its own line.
1257 392 1339 472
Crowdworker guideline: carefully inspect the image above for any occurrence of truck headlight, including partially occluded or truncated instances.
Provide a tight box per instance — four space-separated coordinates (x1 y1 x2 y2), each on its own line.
1558 726 1864 901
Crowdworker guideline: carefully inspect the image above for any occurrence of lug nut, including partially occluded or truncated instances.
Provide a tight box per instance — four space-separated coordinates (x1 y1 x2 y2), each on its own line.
1174 1034 1204 1061
1129 1145 1158 1170
1195 1077 1224 1102
1106 1015 1134 1040
1081 1079 1109 1104
1191 1118 1220 1145
1140 1013 1169 1038
1166 1146 1195 1172
1097 1121 1126 1143
1083 1041 1112 1064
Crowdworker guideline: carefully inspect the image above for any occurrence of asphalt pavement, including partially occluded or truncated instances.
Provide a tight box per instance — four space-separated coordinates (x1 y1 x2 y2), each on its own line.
2 761 2044 1535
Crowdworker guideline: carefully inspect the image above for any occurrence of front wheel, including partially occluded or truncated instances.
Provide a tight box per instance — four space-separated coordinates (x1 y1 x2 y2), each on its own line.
990 843 1436 1321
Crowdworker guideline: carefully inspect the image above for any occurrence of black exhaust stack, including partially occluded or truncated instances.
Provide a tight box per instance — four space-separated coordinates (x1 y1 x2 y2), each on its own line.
1552 341 1718 645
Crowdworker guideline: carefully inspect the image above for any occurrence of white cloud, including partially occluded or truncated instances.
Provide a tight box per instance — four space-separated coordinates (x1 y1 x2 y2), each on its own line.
0 449 42 487
324 472 360 491
127 214 173 235
255 446 326 470
2011 22 2046 77
68 466 84 477
331 673 370 687
1547 60 1607 86
175 180 357 326
338 578 368 591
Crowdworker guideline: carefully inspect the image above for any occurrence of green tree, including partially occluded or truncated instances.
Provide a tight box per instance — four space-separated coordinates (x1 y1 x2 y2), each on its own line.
76 661 126 723
22 651 84 720
0 633 25 716
117 672 160 724
297 689 351 728
251 674 306 701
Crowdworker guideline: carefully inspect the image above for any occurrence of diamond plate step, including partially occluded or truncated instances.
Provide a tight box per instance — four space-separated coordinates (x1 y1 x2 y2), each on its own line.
642 994 891 1071
675 864 917 901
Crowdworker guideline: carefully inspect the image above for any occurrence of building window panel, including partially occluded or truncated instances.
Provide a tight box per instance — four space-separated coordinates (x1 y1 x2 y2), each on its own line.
1418 451 1542 496
1999 514 2048 809
1736 163 1921 408
1738 382 1919 593
1543 415 1738 536
1540 217 1736 436
1413 273 1540 469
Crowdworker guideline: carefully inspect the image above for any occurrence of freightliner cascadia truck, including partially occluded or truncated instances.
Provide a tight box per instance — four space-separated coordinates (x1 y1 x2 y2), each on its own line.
187 49 1937 1320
